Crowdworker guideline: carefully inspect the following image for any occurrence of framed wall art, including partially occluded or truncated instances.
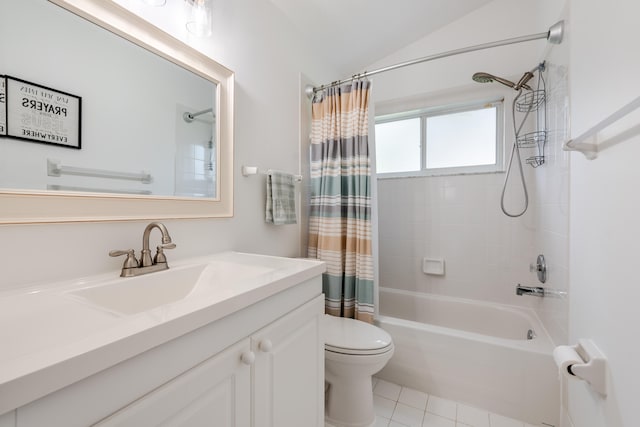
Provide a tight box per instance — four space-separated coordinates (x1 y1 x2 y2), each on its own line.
4 76 81 149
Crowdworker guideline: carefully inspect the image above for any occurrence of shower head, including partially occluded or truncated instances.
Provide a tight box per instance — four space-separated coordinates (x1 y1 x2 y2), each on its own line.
472 72 532 91
472 72 500 84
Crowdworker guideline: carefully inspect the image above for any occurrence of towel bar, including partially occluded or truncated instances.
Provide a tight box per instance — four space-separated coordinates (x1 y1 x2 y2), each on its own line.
241 165 302 182
563 95 640 159
47 159 152 183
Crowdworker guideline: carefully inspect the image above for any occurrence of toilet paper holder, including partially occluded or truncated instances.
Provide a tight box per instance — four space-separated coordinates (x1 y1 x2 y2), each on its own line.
553 339 607 397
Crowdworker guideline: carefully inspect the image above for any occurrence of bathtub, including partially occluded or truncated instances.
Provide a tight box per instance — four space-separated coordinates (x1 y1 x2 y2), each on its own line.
376 287 559 426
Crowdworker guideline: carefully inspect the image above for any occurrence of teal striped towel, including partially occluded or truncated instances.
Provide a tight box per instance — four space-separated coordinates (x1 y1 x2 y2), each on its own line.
266 171 297 225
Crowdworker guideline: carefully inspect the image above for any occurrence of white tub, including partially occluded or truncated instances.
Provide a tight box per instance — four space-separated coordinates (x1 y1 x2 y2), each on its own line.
376 288 559 426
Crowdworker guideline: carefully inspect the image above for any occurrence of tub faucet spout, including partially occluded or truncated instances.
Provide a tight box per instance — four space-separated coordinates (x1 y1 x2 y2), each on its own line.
516 284 545 297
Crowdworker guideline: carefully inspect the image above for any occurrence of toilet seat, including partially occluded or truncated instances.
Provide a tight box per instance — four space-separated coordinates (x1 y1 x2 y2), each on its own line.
324 314 393 356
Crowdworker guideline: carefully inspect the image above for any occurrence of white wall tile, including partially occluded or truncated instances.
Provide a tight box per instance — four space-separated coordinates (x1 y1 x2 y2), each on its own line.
377 163 554 307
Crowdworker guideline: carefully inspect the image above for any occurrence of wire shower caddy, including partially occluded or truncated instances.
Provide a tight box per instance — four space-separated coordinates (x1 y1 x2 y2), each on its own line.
516 73 547 167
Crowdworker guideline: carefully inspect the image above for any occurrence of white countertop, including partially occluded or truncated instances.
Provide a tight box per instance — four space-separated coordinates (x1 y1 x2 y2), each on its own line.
0 252 325 414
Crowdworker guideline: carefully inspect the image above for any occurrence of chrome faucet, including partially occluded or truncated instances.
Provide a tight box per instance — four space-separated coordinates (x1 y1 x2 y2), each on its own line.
516 284 545 297
110 222 176 277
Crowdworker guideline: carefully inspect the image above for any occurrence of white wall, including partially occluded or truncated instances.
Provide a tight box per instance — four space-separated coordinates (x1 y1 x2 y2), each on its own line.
371 0 569 345
566 0 640 425
0 0 339 290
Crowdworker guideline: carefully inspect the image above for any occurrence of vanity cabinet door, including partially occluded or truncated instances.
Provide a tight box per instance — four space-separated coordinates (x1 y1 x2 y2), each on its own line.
94 339 251 427
251 295 324 427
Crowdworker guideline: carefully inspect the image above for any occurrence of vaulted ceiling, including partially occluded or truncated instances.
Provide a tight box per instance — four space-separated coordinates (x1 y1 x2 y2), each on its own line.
267 0 494 77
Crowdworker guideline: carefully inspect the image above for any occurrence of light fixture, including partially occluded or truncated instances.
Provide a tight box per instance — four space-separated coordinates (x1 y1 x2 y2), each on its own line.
185 0 213 37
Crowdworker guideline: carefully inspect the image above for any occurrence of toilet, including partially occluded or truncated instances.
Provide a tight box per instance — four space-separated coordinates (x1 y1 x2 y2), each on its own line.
324 314 394 427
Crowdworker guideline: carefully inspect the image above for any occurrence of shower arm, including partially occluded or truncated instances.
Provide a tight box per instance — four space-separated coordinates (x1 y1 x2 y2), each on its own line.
306 21 564 97
514 63 545 90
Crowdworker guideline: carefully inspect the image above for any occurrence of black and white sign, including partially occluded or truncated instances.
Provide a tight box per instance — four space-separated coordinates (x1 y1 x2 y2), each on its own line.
5 76 81 149
0 77 6 136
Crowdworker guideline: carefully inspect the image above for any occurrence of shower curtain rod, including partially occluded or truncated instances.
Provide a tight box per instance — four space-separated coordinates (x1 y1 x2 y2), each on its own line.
306 20 564 96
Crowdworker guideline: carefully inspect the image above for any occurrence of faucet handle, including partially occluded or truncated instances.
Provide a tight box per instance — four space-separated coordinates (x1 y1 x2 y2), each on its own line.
154 243 176 264
109 249 139 269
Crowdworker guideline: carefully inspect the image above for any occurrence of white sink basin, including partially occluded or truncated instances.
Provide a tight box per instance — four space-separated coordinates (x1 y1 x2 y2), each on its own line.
69 263 208 315
68 257 279 315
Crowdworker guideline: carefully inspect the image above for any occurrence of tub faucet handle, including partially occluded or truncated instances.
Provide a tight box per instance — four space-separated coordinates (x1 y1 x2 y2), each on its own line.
529 254 547 283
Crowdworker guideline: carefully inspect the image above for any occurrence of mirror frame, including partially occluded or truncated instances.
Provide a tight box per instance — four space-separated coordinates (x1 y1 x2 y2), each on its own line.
0 0 234 224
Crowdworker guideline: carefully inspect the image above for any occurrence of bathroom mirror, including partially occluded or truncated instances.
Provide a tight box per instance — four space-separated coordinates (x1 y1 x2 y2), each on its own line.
0 0 234 223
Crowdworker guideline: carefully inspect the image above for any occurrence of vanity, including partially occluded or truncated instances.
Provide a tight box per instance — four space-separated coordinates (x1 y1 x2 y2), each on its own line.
0 252 325 426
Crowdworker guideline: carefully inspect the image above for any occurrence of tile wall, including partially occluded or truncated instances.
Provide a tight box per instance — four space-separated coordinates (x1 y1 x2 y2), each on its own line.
530 62 570 345
377 171 537 308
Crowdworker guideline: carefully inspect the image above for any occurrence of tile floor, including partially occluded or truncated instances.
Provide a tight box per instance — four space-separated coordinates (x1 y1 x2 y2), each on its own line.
369 378 541 427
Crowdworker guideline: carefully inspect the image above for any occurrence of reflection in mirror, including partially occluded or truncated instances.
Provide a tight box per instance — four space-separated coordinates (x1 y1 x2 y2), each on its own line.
0 0 234 223
0 0 217 198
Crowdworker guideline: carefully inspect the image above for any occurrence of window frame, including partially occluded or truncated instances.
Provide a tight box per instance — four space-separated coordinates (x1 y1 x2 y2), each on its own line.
375 98 505 179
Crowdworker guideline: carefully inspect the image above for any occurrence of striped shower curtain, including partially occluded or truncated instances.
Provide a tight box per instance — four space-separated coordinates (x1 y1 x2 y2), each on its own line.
308 80 374 323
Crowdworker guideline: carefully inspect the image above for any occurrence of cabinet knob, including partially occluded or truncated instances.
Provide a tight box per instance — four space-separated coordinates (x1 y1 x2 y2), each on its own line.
241 351 255 365
259 339 273 353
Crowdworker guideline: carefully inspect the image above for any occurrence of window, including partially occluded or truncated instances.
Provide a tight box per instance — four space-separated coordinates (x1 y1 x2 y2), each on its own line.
375 100 503 177
375 118 421 174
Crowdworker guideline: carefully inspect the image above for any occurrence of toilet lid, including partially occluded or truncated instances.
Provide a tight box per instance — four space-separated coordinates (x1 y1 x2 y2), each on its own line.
324 314 393 355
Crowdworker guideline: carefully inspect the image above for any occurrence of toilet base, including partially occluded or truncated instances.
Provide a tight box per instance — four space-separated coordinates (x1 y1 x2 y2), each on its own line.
324 373 376 427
